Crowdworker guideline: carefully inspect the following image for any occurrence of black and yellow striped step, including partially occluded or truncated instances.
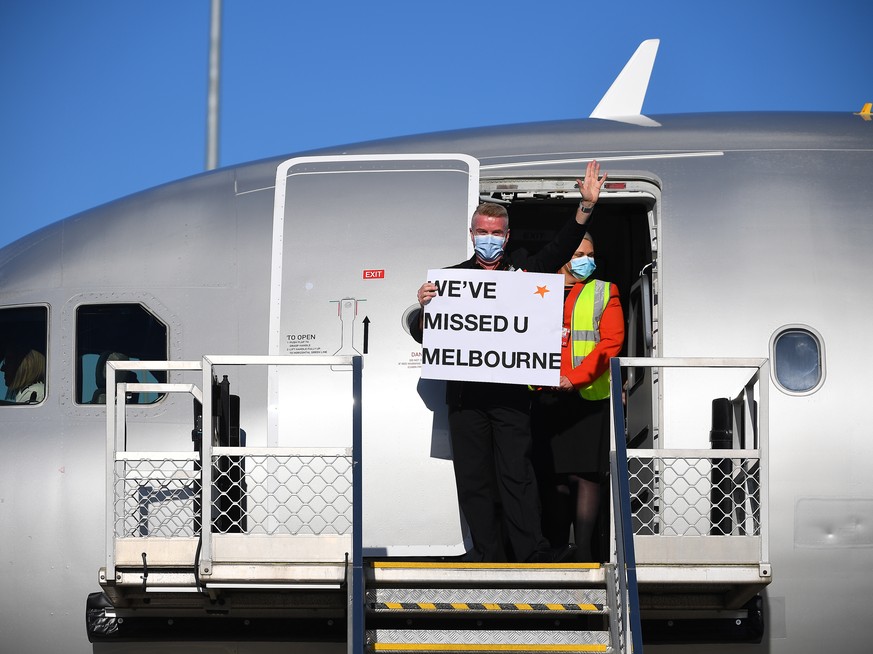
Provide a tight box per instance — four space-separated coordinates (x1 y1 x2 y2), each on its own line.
367 588 607 615
371 602 604 613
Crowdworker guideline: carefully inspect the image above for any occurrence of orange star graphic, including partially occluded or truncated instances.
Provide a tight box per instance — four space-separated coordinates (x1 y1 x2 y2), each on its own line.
534 285 550 298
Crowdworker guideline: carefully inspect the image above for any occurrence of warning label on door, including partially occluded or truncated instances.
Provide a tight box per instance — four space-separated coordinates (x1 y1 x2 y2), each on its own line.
398 351 422 369
284 333 330 355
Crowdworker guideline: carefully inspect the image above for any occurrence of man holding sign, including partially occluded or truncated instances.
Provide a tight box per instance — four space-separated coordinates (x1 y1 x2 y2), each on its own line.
407 160 607 562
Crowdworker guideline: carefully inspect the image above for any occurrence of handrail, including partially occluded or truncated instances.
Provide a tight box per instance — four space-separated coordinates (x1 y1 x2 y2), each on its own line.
350 355 364 654
608 355 771 652
618 356 769 562
104 360 203 583
196 354 361 576
609 357 643 654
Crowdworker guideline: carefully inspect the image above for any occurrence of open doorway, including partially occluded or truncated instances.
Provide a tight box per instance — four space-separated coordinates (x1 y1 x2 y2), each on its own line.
482 176 659 559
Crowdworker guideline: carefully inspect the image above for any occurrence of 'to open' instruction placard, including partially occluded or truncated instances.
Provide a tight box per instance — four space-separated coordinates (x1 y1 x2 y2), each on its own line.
422 268 563 386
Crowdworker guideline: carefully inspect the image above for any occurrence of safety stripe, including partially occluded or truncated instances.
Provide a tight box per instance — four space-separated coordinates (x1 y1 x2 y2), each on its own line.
372 645 608 652
592 280 605 343
372 603 603 612
370 562 601 570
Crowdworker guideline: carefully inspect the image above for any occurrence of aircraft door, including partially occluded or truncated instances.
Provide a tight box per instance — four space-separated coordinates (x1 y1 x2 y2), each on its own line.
268 154 478 554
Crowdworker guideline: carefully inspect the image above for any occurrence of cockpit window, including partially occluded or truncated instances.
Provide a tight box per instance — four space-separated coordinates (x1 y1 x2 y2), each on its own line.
76 303 168 405
0 306 48 406
771 326 825 394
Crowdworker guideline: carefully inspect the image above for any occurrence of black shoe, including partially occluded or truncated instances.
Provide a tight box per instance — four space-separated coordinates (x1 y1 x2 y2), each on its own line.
525 544 577 563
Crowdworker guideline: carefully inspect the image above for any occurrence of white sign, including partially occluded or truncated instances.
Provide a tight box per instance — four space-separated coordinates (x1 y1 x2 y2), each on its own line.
421 268 563 386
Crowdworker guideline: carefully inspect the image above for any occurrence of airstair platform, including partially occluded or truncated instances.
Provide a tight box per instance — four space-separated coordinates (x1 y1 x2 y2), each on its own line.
90 355 772 652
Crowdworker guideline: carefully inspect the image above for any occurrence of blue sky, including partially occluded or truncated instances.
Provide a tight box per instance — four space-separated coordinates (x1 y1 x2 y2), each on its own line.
1 0 870 249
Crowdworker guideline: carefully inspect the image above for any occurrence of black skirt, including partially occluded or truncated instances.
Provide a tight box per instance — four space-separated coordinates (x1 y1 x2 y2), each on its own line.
531 391 609 476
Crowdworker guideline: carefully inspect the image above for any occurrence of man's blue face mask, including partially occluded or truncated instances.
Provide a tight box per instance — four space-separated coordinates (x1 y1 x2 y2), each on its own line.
569 255 596 280
473 234 505 262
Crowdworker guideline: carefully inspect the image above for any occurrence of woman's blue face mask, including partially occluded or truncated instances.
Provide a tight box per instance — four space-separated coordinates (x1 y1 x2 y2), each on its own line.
569 255 596 280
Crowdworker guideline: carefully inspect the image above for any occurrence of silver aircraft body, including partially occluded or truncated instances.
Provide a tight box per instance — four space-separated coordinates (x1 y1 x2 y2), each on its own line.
1 42 872 654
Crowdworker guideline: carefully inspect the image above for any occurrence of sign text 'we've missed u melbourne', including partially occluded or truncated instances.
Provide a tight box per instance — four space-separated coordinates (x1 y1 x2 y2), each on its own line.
421 269 563 386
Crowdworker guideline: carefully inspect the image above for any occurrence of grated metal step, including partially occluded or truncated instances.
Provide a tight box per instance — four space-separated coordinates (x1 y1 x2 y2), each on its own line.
368 561 604 585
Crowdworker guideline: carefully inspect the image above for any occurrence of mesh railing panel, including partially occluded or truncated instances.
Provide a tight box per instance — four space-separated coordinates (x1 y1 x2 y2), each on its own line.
114 458 199 538
114 452 352 539
211 453 352 536
628 454 761 537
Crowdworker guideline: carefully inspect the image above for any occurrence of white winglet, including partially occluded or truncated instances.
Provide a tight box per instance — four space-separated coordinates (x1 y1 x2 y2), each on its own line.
590 39 661 127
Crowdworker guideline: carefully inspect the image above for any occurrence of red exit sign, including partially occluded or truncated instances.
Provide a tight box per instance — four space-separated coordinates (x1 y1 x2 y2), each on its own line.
363 269 385 279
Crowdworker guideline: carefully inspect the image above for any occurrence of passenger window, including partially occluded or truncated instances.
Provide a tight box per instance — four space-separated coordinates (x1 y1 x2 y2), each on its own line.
0 306 48 405
771 326 824 394
76 304 168 405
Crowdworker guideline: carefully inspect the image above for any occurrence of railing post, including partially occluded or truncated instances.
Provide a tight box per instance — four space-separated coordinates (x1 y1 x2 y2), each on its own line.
757 361 770 569
199 356 214 577
104 363 117 583
349 355 364 654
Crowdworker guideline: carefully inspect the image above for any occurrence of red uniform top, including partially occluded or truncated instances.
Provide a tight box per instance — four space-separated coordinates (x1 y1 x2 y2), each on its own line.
561 281 625 389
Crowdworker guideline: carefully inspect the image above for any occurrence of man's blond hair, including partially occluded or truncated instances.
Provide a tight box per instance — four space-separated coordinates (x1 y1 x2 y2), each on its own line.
471 202 509 229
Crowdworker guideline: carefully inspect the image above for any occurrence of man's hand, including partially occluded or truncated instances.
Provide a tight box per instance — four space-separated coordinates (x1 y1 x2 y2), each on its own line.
417 282 437 307
577 160 608 206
